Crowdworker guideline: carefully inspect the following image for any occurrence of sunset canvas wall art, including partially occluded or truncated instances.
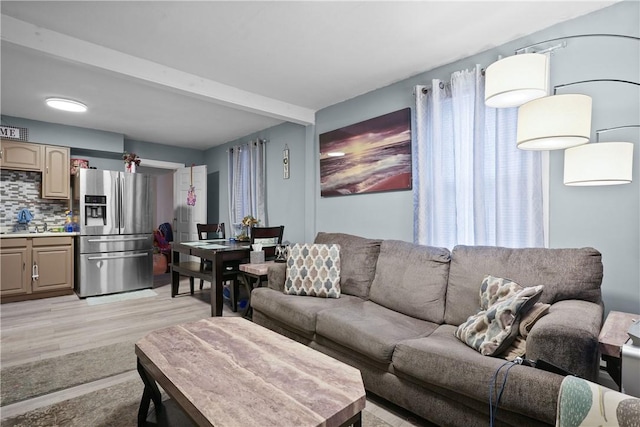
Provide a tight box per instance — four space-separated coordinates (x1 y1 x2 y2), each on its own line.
320 108 412 197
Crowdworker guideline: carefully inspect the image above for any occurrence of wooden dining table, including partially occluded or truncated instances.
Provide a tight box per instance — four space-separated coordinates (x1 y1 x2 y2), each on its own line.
170 239 251 316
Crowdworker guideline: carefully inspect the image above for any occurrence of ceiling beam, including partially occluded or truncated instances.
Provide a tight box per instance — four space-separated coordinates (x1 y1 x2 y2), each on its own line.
1 15 316 125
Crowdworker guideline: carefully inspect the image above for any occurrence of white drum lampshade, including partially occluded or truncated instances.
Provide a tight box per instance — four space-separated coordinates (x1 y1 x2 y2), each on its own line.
564 142 634 185
517 94 592 150
485 53 549 108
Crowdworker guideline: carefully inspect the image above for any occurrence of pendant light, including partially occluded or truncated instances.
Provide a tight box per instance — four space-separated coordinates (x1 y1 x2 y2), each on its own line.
484 53 549 108
516 94 592 150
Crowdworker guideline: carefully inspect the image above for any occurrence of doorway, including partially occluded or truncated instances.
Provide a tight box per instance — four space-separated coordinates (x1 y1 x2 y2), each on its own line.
137 161 183 229
137 160 185 279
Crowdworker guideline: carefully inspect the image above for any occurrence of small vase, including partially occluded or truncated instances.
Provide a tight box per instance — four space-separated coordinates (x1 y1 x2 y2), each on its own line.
126 163 137 173
239 225 250 241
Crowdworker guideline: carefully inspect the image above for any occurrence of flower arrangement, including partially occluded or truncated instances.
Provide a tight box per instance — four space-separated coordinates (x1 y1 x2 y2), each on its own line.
241 215 259 227
237 215 259 241
122 152 141 166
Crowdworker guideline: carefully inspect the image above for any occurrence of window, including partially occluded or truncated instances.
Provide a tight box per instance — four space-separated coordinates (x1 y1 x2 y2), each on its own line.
227 140 266 229
413 66 544 248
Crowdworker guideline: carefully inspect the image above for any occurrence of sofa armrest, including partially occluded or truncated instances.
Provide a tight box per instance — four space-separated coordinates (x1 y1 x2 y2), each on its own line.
267 263 287 292
527 299 603 381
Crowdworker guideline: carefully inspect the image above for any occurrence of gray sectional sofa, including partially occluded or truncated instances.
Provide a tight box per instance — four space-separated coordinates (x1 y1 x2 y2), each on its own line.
250 232 604 426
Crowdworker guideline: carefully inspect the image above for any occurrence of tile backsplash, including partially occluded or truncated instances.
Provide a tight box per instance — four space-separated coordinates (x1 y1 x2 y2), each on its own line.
0 170 70 232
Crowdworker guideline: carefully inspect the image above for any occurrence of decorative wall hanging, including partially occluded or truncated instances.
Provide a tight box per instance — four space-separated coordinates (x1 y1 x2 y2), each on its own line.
319 108 412 197
283 145 290 179
0 125 28 141
187 165 197 206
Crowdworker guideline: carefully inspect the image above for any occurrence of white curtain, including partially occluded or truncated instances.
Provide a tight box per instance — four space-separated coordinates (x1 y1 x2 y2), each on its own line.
227 139 266 231
413 65 544 249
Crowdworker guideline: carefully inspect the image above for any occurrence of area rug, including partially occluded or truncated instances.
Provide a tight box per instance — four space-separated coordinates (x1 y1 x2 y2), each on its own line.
1 378 143 427
0 341 137 406
1 342 393 427
86 289 158 306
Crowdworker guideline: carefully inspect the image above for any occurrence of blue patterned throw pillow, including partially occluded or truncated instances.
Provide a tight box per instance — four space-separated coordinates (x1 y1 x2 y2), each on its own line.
284 243 341 298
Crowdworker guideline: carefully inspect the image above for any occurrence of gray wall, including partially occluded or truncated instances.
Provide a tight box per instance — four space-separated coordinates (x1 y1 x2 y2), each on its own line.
3 2 637 314
205 122 308 245
310 2 639 315
543 6 639 316
210 2 637 315
1 115 123 151
0 116 205 171
125 138 204 168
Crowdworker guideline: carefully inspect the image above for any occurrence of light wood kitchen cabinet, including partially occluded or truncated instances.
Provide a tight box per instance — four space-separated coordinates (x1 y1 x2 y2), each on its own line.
0 236 74 303
0 238 30 297
0 140 70 199
43 145 70 199
0 139 43 171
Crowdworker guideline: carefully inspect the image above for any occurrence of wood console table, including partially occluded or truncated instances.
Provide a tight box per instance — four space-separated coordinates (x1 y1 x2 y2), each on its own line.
170 240 250 316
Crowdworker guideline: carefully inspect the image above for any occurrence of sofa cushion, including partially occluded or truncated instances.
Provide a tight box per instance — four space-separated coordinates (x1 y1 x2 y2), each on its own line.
368 240 450 323
455 284 544 356
392 325 563 425
284 243 341 298
314 232 381 299
251 288 364 336
315 301 438 363
445 245 603 326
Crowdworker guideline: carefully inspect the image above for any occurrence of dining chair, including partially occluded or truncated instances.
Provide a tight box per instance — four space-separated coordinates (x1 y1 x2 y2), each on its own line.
233 225 285 314
195 223 242 311
250 225 285 260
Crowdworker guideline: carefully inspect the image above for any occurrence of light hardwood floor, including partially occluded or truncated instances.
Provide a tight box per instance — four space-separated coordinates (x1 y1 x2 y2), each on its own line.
0 275 425 426
1 275 220 368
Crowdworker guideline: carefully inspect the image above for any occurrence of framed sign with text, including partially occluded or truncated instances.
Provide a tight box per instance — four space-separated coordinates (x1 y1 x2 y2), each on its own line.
0 125 29 141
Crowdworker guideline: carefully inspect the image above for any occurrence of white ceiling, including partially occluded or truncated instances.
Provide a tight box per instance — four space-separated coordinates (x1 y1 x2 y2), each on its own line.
1 1 617 150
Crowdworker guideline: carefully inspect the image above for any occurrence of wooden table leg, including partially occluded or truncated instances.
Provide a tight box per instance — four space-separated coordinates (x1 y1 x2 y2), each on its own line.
211 254 223 317
602 354 622 391
171 250 179 297
239 272 267 319
239 273 254 319
340 411 362 427
137 358 164 426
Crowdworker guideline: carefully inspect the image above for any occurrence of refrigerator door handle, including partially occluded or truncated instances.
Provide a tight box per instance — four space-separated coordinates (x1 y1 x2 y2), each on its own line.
87 237 149 243
87 253 149 261
117 175 123 230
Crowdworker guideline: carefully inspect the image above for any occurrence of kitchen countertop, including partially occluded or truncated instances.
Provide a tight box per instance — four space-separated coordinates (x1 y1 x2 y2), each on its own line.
0 231 79 238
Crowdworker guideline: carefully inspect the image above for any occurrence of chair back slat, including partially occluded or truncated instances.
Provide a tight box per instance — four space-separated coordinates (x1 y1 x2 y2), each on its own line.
250 226 284 259
197 223 226 240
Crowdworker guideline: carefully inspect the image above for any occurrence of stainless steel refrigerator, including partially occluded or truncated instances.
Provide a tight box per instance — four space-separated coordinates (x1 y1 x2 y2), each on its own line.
73 169 155 297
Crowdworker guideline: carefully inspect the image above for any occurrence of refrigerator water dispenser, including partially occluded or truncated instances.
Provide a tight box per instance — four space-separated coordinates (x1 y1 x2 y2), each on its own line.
84 195 107 226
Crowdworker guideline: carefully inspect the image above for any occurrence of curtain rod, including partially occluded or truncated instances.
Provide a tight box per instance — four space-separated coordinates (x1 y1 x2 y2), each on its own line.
227 138 269 153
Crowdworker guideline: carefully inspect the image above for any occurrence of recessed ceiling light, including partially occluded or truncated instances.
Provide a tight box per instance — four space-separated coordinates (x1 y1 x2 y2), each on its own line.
45 97 87 113
327 152 345 157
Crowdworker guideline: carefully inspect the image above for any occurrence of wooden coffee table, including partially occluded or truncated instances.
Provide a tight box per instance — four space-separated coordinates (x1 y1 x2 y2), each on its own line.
135 317 366 427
